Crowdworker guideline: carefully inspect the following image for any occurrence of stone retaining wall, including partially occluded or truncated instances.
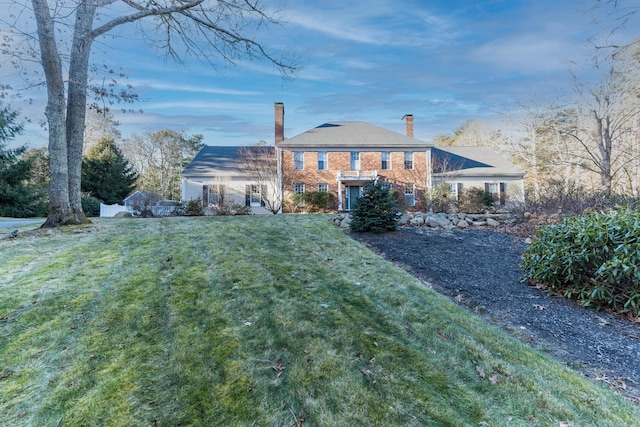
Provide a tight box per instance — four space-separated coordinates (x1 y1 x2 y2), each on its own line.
332 212 516 230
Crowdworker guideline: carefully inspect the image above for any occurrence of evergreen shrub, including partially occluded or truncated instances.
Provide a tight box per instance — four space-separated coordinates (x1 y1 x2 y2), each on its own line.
185 198 204 216
522 209 640 316
81 194 102 217
349 182 400 233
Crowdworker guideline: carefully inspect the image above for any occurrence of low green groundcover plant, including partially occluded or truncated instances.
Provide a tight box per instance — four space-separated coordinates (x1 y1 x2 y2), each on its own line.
522 209 640 316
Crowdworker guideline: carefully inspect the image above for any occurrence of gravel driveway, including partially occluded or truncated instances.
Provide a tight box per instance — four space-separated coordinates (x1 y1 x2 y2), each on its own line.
352 226 640 401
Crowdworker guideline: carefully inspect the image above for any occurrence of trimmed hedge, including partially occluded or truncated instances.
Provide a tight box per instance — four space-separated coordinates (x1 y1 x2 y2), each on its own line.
521 209 640 316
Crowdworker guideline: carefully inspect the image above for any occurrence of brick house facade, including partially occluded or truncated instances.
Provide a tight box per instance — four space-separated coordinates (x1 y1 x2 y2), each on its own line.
181 103 525 213
275 103 434 211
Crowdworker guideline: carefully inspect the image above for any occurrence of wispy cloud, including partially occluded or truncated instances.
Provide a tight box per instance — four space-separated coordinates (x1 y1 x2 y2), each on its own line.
130 80 263 96
285 0 455 47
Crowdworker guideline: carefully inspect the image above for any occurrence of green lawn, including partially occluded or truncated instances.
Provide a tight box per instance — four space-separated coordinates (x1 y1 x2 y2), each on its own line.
1 215 639 426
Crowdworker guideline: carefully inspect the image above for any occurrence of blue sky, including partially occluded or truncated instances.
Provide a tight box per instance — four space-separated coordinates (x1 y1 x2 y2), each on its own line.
4 0 637 148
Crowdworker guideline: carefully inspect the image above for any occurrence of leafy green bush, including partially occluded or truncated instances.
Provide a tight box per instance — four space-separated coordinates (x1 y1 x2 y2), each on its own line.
81 194 102 217
349 182 400 233
185 198 204 216
292 191 336 213
522 209 640 316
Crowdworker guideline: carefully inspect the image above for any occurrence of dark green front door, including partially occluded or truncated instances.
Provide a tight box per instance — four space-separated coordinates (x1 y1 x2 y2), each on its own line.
346 186 361 210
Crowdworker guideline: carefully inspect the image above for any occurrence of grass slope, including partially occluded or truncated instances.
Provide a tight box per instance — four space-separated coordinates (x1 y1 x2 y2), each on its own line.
1 216 639 426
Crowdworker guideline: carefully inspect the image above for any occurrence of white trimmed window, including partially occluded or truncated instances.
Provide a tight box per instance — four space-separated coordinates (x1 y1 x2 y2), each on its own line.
294 183 305 194
404 152 414 170
203 184 225 205
318 183 328 192
381 152 391 170
485 182 506 204
318 152 327 170
485 182 499 198
350 152 360 170
449 183 463 200
294 152 304 170
404 184 415 207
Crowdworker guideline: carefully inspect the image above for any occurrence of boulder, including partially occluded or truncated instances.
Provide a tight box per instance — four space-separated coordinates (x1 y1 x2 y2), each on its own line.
456 219 469 228
114 211 133 218
424 216 440 228
410 216 425 225
435 213 453 229
398 214 411 225
486 218 500 227
340 214 351 228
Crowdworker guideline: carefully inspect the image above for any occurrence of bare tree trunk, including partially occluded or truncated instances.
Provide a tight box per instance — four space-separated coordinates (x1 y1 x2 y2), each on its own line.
595 111 613 194
65 1 95 223
32 0 75 227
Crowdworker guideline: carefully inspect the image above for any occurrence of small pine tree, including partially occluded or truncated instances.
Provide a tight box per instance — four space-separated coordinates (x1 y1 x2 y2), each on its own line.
82 138 137 204
185 198 205 216
349 182 400 233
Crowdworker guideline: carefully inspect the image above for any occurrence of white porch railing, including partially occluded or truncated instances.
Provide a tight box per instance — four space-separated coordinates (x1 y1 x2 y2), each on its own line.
336 170 378 182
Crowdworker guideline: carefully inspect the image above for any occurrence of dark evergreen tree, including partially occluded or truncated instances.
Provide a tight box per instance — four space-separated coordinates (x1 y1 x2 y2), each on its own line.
0 104 44 217
81 138 137 204
349 182 400 233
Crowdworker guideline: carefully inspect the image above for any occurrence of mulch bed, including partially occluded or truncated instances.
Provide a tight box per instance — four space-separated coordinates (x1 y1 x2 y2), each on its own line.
351 226 640 402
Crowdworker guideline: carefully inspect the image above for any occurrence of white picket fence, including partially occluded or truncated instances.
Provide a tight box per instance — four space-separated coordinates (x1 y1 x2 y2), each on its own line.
100 203 128 217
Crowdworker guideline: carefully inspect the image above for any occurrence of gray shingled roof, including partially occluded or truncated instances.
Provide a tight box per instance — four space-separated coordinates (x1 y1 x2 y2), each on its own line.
432 146 525 178
181 146 274 177
276 121 432 149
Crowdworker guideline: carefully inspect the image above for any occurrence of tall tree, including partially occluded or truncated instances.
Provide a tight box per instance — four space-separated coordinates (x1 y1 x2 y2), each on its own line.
0 104 43 217
432 120 507 149
6 0 298 227
566 47 640 194
505 103 579 199
121 129 204 200
82 138 137 204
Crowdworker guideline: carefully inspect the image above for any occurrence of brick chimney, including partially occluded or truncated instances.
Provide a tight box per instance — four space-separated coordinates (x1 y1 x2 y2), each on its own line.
275 102 285 143
403 114 414 137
